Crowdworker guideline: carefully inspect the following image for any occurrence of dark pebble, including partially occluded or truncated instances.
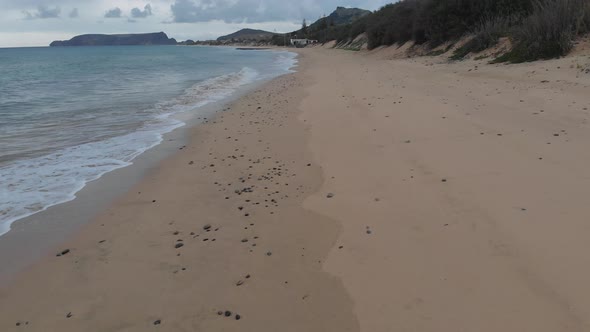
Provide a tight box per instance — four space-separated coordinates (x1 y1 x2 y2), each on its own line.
153 319 161 325
224 311 232 317
235 314 241 320
175 243 184 249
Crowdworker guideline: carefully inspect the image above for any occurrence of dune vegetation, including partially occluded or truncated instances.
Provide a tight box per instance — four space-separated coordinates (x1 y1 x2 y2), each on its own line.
300 0 590 62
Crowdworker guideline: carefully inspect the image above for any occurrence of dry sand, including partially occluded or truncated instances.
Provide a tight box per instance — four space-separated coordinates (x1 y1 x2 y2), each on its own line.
1 46 590 331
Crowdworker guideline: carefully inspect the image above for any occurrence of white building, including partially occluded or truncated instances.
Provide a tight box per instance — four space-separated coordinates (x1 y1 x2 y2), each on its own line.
290 39 318 47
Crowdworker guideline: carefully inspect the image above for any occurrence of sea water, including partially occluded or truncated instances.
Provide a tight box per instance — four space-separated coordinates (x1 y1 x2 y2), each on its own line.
0 45 297 236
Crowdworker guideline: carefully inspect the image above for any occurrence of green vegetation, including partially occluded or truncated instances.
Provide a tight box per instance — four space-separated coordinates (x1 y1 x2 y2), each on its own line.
496 0 590 62
293 0 589 63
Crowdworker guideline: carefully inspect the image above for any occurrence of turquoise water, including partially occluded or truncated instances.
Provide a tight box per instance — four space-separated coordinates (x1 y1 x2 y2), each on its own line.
0 46 296 235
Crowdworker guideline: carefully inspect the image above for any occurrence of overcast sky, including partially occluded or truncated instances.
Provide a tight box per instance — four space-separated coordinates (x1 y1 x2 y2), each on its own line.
0 0 393 47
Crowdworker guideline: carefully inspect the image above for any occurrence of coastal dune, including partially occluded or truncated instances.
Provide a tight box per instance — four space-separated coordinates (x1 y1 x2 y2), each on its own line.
2 46 590 331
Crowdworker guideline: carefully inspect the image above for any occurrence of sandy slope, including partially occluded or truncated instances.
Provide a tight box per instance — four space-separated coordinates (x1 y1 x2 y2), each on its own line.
1 47 590 331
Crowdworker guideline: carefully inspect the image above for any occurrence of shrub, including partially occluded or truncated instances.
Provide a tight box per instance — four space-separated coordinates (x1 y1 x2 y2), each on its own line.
496 0 588 62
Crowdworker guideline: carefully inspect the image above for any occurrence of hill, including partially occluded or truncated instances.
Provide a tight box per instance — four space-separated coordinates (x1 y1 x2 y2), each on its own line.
50 32 177 46
309 7 371 30
217 29 276 42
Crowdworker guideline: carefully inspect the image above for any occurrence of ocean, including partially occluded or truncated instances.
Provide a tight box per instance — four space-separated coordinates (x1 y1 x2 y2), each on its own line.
0 45 297 236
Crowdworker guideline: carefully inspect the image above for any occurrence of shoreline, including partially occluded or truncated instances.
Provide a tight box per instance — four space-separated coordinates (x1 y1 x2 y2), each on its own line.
0 50 361 331
2 46 590 331
0 52 296 284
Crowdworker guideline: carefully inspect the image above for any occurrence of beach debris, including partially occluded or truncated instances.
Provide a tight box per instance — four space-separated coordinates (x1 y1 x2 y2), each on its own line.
56 249 70 257
241 238 249 243
153 319 161 325
224 311 232 317
366 226 372 235
203 224 212 231
236 280 244 286
66 312 72 318
326 193 335 198
174 243 184 249
441 179 447 182
266 251 272 256
235 314 241 320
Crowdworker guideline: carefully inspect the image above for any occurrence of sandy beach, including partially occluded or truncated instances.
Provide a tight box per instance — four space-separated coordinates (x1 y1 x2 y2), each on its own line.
2 46 590 331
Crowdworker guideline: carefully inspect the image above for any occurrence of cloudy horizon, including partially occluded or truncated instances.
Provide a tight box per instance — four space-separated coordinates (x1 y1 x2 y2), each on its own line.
0 0 392 47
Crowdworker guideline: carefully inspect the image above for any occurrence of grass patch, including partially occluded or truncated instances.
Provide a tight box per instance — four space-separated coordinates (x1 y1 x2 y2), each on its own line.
426 49 445 56
451 16 517 60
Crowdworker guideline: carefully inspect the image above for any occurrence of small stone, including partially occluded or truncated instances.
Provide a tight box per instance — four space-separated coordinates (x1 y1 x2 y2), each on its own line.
66 312 72 318
175 243 184 249
235 314 241 320
203 224 212 230
266 251 272 256
217 311 223 316
236 280 244 286
224 311 232 317
153 319 161 325
326 193 334 198
57 249 70 257
241 239 248 243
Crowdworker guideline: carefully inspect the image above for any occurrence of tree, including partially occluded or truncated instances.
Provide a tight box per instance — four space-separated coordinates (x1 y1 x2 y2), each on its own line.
302 19 308 37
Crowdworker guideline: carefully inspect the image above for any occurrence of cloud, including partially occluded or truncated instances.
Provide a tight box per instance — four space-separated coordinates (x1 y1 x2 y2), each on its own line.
170 0 288 23
23 5 61 20
168 0 382 24
69 8 79 18
104 7 122 18
131 4 153 18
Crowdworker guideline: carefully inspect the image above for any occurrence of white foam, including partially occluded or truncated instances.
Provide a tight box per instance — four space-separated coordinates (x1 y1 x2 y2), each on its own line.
0 64 287 236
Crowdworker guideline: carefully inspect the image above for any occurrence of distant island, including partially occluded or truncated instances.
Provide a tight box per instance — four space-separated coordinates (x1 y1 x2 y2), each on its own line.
50 32 177 47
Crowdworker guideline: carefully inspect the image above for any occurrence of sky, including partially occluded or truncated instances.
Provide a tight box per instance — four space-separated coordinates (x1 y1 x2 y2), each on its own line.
0 0 393 47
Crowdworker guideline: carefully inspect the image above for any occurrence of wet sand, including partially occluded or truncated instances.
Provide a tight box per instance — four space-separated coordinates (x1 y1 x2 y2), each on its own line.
2 46 590 331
